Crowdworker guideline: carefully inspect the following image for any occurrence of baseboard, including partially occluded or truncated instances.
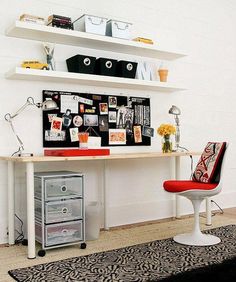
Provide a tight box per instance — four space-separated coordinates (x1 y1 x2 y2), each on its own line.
108 191 236 227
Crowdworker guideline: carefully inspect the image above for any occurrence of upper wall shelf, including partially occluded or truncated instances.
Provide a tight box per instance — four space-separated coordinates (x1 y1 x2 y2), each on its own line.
5 67 185 92
6 21 186 60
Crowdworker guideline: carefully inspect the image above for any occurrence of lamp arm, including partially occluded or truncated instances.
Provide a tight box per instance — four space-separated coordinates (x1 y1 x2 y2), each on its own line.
174 115 180 126
4 97 39 121
8 119 24 155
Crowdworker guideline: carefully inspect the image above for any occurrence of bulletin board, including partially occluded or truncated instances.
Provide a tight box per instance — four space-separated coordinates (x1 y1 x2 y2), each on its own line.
42 90 153 147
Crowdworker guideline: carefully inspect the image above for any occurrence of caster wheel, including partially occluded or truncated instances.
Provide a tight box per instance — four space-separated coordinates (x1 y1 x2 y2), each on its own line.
38 250 46 257
22 239 28 246
80 242 87 249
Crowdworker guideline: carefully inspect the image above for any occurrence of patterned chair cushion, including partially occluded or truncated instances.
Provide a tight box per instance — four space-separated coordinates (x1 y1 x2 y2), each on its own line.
192 142 226 183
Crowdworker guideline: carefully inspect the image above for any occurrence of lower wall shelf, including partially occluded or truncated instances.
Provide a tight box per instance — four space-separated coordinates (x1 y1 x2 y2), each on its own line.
5 67 186 92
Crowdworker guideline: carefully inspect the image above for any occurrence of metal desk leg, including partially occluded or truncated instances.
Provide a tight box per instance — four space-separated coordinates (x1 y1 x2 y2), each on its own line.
26 162 36 259
206 197 212 225
103 160 109 230
8 161 15 245
175 156 181 218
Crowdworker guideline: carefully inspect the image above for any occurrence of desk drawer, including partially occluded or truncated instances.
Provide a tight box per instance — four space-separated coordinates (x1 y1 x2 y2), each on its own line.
35 198 83 223
45 221 83 247
46 198 83 223
44 176 83 200
35 220 83 247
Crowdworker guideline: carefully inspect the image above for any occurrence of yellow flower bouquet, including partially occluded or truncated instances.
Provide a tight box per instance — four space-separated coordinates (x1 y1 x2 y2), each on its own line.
157 124 176 153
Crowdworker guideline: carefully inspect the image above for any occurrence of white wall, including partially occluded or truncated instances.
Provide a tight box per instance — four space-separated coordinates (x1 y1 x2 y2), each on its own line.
0 0 236 243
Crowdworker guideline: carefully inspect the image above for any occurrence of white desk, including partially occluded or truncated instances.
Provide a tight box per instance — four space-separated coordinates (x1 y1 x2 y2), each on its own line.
0 151 205 259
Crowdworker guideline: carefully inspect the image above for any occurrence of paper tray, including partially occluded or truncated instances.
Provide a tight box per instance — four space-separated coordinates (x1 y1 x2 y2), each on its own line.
44 148 110 157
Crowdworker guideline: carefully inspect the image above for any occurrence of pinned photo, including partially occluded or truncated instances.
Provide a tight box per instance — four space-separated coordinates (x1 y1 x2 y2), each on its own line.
99 103 108 115
108 96 117 108
99 116 109 132
73 115 83 127
109 129 126 145
80 104 85 113
108 111 117 123
48 113 57 123
69 128 79 142
84 114 98 127
85 108 96 113
142 126 154 137
51 117 63 132
62 109 72 127
45 130 65 141
133 125 142 143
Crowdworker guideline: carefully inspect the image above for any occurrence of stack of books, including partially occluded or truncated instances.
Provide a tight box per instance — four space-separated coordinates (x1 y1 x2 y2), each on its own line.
47 14 74 30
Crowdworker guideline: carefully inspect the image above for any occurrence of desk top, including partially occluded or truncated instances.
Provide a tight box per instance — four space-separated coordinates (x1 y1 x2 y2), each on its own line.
0 151 200 163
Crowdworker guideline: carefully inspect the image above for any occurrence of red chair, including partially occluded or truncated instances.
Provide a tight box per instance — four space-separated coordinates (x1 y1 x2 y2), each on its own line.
163 142 227 246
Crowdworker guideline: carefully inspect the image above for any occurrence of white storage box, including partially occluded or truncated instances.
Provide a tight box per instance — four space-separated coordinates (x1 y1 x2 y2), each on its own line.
106 20 132 40
73 14 108 35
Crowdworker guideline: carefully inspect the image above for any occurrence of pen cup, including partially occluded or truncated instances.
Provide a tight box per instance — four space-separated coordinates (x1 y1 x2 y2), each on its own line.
78 132 89 148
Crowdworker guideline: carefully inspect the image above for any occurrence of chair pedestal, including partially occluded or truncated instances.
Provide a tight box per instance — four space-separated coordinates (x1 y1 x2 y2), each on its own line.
173 198 221 246
174 233 220 246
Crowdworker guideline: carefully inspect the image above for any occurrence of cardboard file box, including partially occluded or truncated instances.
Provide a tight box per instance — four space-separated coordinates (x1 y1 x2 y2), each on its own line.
73 14 108 35
95 58 118 76
116 60 138 79
66 54 96 74
106 20 132 40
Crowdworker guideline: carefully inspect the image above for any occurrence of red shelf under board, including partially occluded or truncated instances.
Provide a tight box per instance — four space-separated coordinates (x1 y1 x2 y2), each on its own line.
44 148 110 157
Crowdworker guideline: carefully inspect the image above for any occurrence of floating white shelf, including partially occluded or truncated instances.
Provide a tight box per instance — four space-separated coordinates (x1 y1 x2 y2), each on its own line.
5 68 186 92
6 21 186 60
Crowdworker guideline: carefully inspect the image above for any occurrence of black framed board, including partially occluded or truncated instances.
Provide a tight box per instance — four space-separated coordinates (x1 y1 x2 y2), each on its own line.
42 90 152 147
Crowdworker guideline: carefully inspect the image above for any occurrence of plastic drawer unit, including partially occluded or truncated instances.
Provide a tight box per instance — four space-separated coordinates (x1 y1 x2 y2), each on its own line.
34 171 86 257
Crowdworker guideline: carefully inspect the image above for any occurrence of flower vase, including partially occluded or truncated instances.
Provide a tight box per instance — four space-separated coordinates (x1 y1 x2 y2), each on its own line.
162 135 172 153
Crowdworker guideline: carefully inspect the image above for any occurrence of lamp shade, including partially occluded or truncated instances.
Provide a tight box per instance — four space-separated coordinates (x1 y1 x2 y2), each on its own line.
41 98 58 111
169 105 181 115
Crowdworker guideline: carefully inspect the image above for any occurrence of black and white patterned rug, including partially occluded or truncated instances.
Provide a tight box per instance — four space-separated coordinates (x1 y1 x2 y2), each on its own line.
9 225 236 282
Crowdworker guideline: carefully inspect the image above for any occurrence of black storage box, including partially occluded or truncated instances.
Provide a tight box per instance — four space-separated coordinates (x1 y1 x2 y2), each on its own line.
66 55 96 74
116 60 138 79
95 58 118 76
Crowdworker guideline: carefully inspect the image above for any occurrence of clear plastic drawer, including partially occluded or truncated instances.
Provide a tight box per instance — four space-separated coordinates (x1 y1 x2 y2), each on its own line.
45 221 83 247
35 198 83 223
44 176 83 200
45 198 83 223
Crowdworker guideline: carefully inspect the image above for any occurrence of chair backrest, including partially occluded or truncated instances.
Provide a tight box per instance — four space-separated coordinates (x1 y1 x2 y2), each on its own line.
216 143 228 186
192 142 227 183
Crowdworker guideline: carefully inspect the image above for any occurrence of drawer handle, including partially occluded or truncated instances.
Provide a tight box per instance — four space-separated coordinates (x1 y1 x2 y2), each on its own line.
105 61 112 69
126 63 133 71
62 207 68 214
83 57 91 66
62 229 68 236
61 185 67 192
88 17 104 26
114 22 129 30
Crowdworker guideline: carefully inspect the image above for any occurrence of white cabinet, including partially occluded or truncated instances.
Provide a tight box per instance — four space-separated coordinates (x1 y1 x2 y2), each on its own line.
34 171 86 256
5 21 186 92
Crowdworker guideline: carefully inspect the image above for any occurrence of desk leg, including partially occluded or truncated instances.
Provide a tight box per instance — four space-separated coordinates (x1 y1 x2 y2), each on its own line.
175 156 181 218
8 161 15 245
103 160 109 230
206 197 212 226
26 162 36 259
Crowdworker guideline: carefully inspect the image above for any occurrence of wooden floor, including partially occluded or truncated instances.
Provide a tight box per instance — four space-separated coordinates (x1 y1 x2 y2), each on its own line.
1 207 236 282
